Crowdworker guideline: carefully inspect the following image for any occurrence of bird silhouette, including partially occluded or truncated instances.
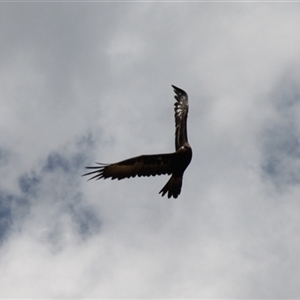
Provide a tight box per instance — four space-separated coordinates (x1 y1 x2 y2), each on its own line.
83 85 192 198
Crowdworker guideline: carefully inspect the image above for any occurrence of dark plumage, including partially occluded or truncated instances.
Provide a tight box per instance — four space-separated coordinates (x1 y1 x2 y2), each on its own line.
83 85 192 198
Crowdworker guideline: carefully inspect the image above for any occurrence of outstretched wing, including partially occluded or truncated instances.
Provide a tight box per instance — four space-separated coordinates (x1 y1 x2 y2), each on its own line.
82 153 175 181
172 85 189 150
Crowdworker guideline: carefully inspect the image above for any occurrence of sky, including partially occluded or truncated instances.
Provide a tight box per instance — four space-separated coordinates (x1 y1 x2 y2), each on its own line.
1 2 300 298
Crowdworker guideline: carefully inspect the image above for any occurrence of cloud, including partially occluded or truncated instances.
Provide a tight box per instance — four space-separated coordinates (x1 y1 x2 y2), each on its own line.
1 2 300 298
260 70 300 189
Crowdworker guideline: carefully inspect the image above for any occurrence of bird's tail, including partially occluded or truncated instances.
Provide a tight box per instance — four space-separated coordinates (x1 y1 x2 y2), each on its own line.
159 176 182 199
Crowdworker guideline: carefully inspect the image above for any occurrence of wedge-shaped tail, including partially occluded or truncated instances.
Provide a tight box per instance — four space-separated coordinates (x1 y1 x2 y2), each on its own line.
159 176 182 199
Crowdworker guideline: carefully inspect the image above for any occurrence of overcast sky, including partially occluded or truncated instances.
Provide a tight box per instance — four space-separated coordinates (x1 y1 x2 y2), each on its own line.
1 2 300 298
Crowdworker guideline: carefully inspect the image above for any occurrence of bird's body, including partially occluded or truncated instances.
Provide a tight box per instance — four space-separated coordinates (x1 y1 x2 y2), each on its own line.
83 85 192 198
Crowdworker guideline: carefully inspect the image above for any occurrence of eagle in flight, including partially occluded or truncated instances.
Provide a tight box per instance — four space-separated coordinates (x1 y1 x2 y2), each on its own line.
83 85 192 198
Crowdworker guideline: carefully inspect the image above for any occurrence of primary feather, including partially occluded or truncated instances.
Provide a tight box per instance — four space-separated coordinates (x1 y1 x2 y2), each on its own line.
84 153 173 180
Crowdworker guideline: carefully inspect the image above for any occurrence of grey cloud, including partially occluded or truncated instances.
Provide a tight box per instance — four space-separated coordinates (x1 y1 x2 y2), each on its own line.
2 3 300 298
261 72 300 188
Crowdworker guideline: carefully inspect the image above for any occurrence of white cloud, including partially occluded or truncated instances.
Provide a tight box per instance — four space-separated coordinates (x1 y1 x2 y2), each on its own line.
1 2 300 298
